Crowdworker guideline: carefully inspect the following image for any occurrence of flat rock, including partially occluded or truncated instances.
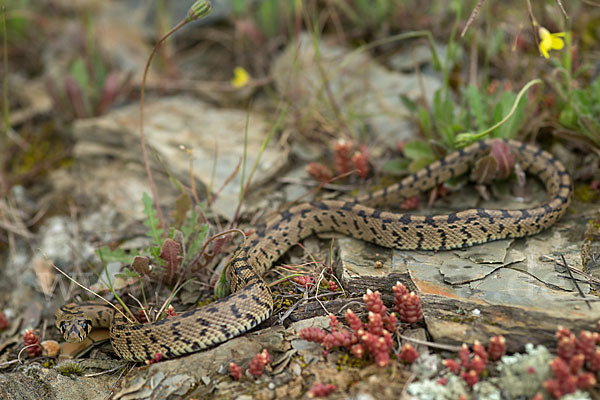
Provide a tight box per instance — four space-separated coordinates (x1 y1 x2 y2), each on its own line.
55 96 285 223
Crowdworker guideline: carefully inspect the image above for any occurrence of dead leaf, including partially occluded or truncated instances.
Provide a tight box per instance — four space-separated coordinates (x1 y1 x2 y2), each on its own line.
471 154 498 184
172 193 192 227
491 139 514 179
131 255 151 275
32 256 56 296
159 239 183 283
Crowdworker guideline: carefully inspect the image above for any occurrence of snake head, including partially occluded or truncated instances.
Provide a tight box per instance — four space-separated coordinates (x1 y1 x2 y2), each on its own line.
58 318 93 343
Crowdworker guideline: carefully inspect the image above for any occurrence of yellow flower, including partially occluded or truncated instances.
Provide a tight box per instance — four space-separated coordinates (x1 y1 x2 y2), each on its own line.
538 27 565 59
231 67 250 88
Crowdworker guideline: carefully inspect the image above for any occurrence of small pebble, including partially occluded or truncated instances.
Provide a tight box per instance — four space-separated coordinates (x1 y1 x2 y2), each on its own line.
41 340 60 357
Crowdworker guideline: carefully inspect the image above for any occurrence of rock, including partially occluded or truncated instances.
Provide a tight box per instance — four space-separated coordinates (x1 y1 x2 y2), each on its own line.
0 364 114 400
53 96 286 225
272 33 442 146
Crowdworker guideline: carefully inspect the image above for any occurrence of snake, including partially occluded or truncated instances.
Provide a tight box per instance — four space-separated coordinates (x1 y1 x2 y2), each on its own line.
56 139 572 362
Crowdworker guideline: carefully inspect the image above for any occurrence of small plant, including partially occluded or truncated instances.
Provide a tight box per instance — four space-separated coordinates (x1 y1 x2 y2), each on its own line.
308 382 337 398
543 327 599 398
229 362 242 380
248 348 271 377
95 192 217 322
299 283 423 368
527 15 600 151
306 139 371 183
393 80 537 174
549 32 600 150
45 21 131 120
442 340 502 387
228 349 271 380
231 0 298 40
558 78 600 149
23 329 42 358
436 324 599 397
55 361 86 376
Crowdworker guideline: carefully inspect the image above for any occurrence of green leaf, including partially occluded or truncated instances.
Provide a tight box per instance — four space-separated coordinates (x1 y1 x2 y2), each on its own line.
257 0 281 37
559 107 577 128
142 192 164 245
440 124 457 147
214 269 230 299
172 194 192 228
181 209 209 264
185 224 209 264
149 245 164 265
181 210 199 243
91 49 107 99
492 91 525 139
69 58 90 94
403 140 433 161
571 90 593 117
432 89 455 145
417 107 432 138
115 267 140 279
409 156 436 173
380 158 410 174
464 84 489 131
399 94 418 112
96 246 136 264
231 0 248 15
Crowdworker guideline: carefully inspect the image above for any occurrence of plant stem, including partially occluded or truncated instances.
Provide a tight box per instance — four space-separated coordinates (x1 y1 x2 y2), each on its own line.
0 5 8 196
455 79 542 146
139 18 188 232
138 1 212 231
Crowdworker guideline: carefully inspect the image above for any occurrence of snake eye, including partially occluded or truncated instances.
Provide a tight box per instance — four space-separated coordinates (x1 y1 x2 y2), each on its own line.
83 320 93 335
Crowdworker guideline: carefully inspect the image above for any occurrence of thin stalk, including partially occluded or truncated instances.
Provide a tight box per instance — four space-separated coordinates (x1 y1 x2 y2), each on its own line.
139 18 187 231
138 1 212 231
51 263 135 324
1 5 8 195
229 103 287 225
455 79 542 146
239 106 250 201
1 5 8 136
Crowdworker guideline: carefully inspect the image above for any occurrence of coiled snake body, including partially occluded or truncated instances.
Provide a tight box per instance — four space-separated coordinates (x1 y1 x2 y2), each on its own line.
56 139 572 362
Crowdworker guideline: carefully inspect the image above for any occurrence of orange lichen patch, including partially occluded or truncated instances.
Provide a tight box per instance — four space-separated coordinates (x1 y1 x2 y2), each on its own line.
411 279 461 299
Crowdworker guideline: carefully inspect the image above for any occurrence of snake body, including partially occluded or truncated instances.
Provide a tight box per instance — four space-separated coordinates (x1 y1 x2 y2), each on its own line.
56 139 572 362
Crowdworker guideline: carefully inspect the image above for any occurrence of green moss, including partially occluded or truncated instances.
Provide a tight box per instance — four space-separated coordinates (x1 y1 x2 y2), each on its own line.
197 296 217 307
335 350 371 369
574 185 599 203
446 315 477 324
55 361 85 376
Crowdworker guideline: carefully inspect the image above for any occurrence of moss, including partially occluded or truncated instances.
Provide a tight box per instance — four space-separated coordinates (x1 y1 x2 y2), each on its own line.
55 361 86 376
9 121 70 179
197 296 217 307
574 185 599 203
446 315 477 324
335 351 371 370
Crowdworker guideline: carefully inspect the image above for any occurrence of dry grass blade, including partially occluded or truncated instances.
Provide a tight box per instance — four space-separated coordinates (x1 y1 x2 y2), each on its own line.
561 254 592 310
50 261 135 324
